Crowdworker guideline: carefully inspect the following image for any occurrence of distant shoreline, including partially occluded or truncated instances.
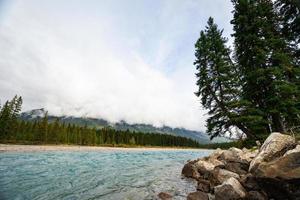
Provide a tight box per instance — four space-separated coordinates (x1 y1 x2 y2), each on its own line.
0 144 208 153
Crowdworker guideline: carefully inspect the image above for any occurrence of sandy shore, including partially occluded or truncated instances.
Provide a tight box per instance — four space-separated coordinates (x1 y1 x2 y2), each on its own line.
0 144 205 153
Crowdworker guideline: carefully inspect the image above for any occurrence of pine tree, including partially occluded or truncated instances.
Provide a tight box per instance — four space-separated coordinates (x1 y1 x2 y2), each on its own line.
11 96 22 121
231 0 299 134
0 95 23 140
194 17 254 138
10 96 22 140
129 137 136 145
0 101 11 139
51 118 60 144
275 0 300 129
41 112 48 143
275 0 300 52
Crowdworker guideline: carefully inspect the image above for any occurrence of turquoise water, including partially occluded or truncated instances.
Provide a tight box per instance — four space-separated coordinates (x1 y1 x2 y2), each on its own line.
0 149 212 200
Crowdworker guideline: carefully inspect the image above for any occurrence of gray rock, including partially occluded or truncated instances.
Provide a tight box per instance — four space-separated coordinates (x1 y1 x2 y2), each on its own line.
239 149 258 164
213 168 240 184
218 149 239 163
214 177 246 200
182 133 299 200
210 148 225 159
195 159 224 175
208 158 225 168
224 162 248 175
182 162 200 179
158 192 172 200
218 147 252 165
214 147 254 175
207 168 241 187
249 132 296 173
187 191 209 200
195 160 215 173
254 144 300 179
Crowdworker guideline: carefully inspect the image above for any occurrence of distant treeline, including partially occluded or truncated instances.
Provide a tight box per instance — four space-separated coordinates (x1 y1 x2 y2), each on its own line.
0 95 200 148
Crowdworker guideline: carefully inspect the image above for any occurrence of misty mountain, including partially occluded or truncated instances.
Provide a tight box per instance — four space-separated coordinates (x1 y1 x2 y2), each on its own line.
20 108 229 144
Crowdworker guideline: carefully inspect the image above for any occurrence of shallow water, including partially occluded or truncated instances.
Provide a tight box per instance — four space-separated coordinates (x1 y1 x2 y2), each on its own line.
0 149 212 200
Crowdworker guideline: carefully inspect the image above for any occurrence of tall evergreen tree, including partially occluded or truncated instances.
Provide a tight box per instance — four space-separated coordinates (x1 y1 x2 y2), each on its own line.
194 17 254 138
275 0 300 129
0 101 12 139
41 112 48 143
0 95 23 139
10 96 22 139
231 0 299 134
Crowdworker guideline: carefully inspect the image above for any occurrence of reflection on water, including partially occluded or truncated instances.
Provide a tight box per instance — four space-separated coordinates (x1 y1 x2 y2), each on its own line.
0 149 212 200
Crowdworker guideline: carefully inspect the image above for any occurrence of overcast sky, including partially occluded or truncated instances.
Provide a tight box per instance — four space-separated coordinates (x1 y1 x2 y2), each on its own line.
0 0 233 131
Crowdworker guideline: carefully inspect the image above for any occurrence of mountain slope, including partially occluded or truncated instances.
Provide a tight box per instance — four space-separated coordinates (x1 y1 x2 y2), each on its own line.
20 108 229 144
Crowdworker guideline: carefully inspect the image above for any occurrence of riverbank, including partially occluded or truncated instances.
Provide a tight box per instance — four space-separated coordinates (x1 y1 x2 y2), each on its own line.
0 144 207 153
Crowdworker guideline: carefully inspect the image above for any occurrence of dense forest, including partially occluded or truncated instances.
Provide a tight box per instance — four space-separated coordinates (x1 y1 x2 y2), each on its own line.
0 95 201 148
194 0 300 141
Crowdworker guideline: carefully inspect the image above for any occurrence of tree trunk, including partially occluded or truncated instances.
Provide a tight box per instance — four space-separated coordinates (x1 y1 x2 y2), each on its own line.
271 113 285 133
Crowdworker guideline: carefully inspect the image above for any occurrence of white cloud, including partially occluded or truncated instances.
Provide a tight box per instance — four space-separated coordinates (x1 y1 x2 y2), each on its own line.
0 0 233 131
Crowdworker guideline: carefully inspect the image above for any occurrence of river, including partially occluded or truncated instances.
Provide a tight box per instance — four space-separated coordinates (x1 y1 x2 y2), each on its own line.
0 149 212 200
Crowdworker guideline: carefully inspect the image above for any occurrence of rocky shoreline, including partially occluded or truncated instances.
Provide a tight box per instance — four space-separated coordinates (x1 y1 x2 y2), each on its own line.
160 132 300 200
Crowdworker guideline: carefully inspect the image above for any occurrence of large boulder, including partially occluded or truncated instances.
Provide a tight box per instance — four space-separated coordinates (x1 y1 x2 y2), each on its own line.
253 145 300 179
218 147 254 165
208 168 240 186
214 147 255 175
214 177 246 200
249 132 296 173
181 133 299 200
182 162 200 179
218 148 241 163
195 159 224 175
213 168 240 184
187 191 209 200
195 160 215 173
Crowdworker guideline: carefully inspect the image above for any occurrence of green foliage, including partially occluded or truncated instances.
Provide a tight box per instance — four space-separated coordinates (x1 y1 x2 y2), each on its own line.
194 17 254 139
275 0 300 48
0 95 22 140
195 0 300 140
129 137 136 145
232 0 299 134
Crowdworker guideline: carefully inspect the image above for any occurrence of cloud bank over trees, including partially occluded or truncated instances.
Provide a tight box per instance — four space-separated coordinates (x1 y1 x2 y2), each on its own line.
0 0 233 131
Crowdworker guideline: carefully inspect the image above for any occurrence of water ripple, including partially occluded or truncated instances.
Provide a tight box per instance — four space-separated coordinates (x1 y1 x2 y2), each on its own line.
0 150 212 200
